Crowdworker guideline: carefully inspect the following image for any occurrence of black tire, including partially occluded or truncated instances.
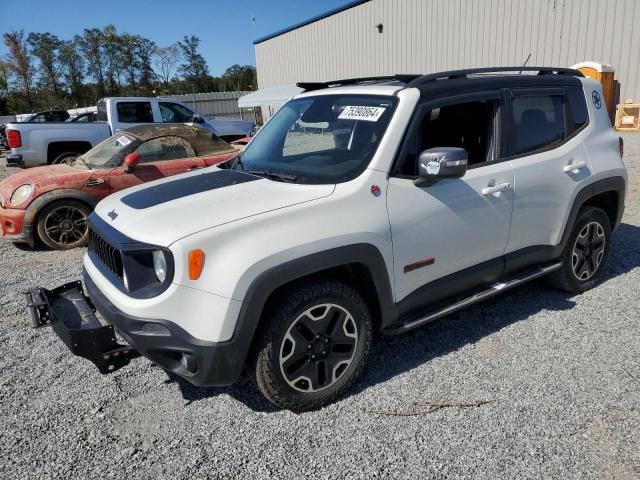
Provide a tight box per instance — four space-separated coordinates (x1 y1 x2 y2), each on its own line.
546 206 611 293
254 280 373 412
36 200 91 250
51 152 78 165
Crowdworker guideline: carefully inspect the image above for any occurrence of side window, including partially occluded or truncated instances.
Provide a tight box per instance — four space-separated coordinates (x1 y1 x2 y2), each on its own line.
116 102 154 123
159 102 196 123
133 136 195 164
396 99 500 176
566 87 589 135
510 94 565 155
32 114 46 123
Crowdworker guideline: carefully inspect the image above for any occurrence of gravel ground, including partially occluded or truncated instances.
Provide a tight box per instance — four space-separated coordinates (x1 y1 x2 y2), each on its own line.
1 135 639 479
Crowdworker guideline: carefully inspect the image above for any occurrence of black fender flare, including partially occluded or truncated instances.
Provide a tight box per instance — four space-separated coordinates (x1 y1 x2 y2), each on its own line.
23 189 98 244
227 243 397 381
552 175 626 257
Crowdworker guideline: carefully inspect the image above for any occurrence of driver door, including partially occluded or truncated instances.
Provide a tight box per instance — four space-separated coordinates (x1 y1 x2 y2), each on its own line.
387 92 515 309
108 136 197 192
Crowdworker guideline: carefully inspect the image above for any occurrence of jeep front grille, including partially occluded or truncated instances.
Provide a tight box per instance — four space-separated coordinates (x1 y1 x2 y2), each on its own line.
89 229 124 279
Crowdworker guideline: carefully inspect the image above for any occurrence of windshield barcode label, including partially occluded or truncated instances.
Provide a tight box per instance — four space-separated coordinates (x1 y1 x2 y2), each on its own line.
338 106 386 122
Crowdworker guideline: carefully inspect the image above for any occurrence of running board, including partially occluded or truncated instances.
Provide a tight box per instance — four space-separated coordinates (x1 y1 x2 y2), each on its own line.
383 262 563 335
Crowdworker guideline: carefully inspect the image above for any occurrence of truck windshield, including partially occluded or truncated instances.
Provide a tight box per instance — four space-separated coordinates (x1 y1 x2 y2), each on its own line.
80 133 136 169
235 94 397 184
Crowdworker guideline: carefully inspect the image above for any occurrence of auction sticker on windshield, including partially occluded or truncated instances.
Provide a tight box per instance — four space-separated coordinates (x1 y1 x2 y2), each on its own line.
339 106 386 122
116 136 132 147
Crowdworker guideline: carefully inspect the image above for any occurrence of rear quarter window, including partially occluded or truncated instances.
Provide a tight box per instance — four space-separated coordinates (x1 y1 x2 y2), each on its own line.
566 87 589 135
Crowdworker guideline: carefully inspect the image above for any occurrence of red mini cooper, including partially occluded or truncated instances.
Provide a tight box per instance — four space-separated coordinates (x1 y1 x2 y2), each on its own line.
0 124 238 249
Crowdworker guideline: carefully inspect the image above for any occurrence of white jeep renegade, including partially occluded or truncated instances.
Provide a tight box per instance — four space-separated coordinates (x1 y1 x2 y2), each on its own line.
28 67 627 411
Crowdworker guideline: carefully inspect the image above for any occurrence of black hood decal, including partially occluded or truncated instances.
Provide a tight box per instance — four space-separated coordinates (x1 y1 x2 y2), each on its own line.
120 170 260 209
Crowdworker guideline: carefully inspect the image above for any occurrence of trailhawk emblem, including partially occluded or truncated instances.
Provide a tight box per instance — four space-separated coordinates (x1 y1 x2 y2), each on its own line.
107 210 118 221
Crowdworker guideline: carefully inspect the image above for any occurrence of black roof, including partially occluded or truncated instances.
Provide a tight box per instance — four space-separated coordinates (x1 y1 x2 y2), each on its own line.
122 124 236 156
297 67 585 97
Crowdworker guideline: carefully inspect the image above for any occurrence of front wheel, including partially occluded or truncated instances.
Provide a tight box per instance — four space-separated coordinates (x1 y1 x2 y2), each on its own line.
254 280 373 412
36 200 91 250
546 206 611 293
51 152 78 165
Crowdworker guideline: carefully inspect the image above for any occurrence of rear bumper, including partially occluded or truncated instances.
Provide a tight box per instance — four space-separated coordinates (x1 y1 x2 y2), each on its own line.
6 154 24 168
26 272 247 387
0 206 30 243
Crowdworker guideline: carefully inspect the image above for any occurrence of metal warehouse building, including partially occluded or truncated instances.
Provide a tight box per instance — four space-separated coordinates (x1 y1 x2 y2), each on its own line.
254 0 640 103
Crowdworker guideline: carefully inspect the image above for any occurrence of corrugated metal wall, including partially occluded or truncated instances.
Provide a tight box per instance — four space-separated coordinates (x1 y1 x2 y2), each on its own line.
256 0 640 102
163 91 257 121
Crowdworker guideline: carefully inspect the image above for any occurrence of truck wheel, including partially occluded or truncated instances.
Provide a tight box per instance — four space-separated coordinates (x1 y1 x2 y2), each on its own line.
51 152 78 165
546 206 611 293
254 280 373 412
36 200 91 250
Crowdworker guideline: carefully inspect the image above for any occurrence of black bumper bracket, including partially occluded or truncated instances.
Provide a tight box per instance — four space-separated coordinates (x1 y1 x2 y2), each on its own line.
25 281 139 374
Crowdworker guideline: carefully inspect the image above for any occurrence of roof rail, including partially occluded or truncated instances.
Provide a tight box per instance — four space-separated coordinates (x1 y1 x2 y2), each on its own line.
406 66 583 88
297 74 421 91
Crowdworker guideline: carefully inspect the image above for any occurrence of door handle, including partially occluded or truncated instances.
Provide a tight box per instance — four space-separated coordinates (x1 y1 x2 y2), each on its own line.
482 182 511 196
563 160 587 173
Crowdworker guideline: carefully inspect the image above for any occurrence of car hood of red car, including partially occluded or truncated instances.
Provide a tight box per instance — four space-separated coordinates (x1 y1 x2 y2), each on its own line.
0 165 95 208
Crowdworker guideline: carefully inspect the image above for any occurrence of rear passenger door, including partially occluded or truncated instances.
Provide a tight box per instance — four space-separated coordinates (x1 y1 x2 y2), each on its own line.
504 87 591 263
112 101 155 131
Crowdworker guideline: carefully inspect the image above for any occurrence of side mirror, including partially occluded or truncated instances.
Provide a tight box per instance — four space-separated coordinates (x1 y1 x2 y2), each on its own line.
123 152 141 173
414 147 468 187
191 113 204 123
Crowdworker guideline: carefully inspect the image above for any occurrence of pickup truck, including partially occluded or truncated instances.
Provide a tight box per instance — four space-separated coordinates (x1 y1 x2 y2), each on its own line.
5 97 255 168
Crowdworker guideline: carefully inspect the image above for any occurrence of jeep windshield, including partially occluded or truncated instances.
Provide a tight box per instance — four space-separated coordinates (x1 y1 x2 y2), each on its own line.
78 133 137 169
234 95 397 184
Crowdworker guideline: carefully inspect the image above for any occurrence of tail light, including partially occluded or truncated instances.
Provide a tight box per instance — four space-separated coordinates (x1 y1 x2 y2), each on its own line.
619 137 624 157
7 129 21 149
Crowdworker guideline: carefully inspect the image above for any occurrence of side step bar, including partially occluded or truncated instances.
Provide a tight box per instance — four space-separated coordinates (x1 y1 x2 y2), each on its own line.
383 262 562 335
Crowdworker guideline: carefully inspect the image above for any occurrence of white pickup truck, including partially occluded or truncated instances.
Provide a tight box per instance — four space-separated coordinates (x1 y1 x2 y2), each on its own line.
5 97 255 167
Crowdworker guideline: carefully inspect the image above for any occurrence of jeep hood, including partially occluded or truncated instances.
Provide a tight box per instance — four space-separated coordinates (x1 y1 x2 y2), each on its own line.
93 167 335 246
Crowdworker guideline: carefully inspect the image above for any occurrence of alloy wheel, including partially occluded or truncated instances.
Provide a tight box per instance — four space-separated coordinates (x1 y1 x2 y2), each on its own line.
279 303 358 392
572 221 606 281
43 205 89 247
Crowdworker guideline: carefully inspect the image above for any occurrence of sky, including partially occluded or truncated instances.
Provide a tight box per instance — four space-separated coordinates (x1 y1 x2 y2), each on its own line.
0 0 352 76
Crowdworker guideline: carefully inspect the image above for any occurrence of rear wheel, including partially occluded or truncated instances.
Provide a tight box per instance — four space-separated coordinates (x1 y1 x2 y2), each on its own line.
254 280 373 412
546 206 611 293
36 200 91 250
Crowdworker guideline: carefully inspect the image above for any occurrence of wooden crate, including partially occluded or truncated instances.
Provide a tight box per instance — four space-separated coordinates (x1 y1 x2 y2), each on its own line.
615 103 640 131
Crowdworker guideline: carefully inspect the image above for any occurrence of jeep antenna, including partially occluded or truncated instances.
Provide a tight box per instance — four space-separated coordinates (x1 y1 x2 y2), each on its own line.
519 53 532 74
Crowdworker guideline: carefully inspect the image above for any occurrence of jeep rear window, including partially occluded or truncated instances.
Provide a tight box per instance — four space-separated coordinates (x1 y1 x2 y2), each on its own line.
235 95 397 184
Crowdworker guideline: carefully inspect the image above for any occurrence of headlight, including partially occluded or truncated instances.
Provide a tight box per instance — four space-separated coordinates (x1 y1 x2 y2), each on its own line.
152 250 167 283
10 184 34 206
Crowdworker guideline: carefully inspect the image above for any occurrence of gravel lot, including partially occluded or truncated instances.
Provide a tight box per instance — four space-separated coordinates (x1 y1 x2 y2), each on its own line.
1 135 639 479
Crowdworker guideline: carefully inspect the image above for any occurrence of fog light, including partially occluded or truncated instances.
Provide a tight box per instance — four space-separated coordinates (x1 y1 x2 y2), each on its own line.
180 353 197 373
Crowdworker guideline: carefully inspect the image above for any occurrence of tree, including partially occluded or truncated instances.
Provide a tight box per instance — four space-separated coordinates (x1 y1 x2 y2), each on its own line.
178 35 209 92
27 32 62 96
135 36 157 94
102 24 123 94
58 37 84 102
220 64 257 91
78 28 106 95
2 31 34 107
120 33 141 93
154 43 180 90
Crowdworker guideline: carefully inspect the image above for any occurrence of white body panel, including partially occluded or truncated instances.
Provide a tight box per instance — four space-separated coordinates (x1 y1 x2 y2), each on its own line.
388 162 514 302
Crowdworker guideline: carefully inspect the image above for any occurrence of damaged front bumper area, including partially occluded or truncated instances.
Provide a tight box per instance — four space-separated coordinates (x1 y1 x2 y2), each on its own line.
25 281 139 373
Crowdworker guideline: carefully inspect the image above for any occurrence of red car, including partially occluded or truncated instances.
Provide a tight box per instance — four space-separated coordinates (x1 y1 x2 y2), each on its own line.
0 124 237 249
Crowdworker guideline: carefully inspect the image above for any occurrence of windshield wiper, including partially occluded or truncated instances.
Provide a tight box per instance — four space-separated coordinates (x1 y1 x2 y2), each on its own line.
245 169 298 183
